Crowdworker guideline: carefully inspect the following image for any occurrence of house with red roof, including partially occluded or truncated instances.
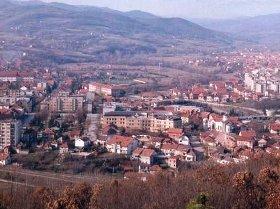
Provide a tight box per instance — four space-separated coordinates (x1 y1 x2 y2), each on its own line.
215 133 237 150
106 135 138 155
269 122 280 135
161 143 179 156
200 130 219 147
132 148 156 165
166 128 184 140
189 86 205 100
0 71 20 82
236 130 256 149
208 114 224 131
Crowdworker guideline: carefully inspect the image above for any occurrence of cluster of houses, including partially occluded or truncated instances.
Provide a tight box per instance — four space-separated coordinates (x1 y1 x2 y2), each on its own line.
98 96 280 169
168 68 280 104
181 80 269 103
0 66 279 176
100 131 199 169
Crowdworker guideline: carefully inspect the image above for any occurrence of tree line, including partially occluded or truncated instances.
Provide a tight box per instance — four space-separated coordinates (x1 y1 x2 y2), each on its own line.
0 154 279 209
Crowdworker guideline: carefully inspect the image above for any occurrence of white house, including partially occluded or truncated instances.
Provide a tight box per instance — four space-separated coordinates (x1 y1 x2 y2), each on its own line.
178 136 190 146
106 135 138 155
258 138 267 148
75 138 90 149
185 149 197 162
132 148 156 165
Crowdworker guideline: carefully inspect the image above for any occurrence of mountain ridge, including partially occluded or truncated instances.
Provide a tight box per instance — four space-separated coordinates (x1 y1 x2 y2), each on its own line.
0 0 234 66
195 13 280 48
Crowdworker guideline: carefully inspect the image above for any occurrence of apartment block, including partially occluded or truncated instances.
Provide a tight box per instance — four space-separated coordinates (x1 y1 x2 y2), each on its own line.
244 69 280 95
102 111 182 133
0 120 22 149
88 83 126 97
50 96 84 113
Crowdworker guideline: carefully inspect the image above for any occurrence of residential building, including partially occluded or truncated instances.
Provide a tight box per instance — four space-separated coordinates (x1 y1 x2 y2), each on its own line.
49 95 84 113
74 138 90 149
102 111 182 133
106 135 138 155
132 148 156 165
88 83 126 97
0 120 22 149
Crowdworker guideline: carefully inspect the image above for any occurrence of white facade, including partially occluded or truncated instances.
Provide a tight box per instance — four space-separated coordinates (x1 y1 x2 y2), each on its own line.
106 139 138 155
89 84 112 96
74 138 90 149
244 69 280 94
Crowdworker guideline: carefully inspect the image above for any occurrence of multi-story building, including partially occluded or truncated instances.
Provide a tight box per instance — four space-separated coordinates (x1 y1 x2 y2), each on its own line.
88 83 126 97
0 71 34 83
49 96 84 113
102 111 182 133
244 69 280 95
0 96 33 112
0 120 22 149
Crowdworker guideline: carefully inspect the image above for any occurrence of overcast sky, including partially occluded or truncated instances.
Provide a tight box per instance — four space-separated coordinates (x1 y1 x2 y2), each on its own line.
40 0 280 19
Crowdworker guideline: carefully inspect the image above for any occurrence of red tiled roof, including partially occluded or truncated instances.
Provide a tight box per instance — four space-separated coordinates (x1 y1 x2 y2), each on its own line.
236 135 254 142
270 122 280 132
107 135 134 147
210 113 223 122
133 148 155 158
132 148 143 156
191 86 205 95
167 128 183 137
161 143 178 150
141 148 155 157
239 130 256 138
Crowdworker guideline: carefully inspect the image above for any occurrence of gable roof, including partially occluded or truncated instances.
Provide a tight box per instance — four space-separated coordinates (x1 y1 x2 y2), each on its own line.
107 135 134 147
132 148 155 158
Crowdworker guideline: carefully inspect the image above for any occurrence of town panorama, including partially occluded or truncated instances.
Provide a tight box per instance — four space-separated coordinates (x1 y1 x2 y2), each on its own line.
0 0 280 209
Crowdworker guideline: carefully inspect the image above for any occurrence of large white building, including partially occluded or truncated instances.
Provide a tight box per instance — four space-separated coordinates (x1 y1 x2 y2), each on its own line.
88 83 126 97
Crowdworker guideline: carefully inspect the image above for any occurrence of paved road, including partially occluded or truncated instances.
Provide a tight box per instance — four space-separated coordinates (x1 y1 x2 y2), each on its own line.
86 114 100 142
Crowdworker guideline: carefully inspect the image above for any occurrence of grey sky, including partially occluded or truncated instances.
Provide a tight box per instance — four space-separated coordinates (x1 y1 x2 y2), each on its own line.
40 0 280 19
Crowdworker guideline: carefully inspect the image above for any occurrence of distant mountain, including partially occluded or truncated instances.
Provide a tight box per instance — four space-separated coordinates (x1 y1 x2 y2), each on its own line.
125 10 159 20
0 0 229 40
196 13 280 48
0 0 233 66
